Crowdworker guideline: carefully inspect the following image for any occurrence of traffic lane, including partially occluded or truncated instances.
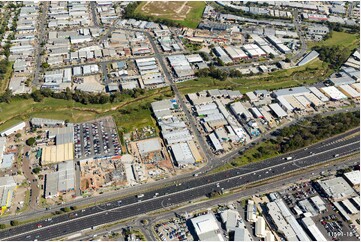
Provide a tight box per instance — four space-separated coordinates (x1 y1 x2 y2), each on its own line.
1 133 358 239
9 140 360 241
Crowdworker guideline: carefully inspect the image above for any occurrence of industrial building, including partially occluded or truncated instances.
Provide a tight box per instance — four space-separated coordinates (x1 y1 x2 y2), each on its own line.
0 176 17 213
320 86 348 101
0 122 26 137
41 143 74 165
318 177 356 201
170 142 195 166
267 199 310 241
223 46 248 61
0 137 6 165
246 200 257 222
31 118 65 127
268 103 288 118
301 217 327 241
255 216 266 238
213 46 233 64
337 85 360 99
230 102 252 121
343 170 360 187
297 50 319 66
44 160 75 198
266 35 291 54
208 133 223 152
190 213 224 241
167 55 194 78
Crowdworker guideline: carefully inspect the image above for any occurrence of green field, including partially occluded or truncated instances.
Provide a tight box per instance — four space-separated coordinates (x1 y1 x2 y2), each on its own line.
308 31 360 51
135 1 205 28
0 87 172 133
177 59 331 94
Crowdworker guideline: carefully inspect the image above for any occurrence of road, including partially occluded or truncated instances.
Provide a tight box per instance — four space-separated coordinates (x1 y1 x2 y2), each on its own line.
90 2 100 27
21 147 40 210
33 2 49 86
1 129 359 241
291 9 307 63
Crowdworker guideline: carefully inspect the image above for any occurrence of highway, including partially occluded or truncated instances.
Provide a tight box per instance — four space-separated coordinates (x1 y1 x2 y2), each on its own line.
1 130 359 241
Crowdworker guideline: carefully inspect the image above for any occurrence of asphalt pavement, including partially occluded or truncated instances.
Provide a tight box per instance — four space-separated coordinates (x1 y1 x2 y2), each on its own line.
1 130 359 241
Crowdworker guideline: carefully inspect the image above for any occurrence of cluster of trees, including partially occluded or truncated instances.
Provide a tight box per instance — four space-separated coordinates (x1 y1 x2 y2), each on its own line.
124 2 182 28
231 111 359 168
196 66 242 81
313 45 350 70
279 111 360 153
0 87 149 106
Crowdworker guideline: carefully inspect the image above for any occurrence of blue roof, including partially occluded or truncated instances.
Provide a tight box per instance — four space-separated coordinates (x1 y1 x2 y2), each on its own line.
117 61 126 69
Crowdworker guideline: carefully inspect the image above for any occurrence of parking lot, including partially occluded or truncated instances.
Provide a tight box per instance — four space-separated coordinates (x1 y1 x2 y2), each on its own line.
74 117 121 159
155 218 191 241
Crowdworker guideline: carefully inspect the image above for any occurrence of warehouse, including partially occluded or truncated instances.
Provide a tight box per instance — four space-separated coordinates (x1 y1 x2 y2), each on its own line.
268 103 287 118
273 86 310 98
308 87 329 102
0 154 14 170
0 122 26 137
190 213 224 241
303 93 324 107
341 199 358 215
242 44 266 58
250 107 263 118
31 118 65 127
137 138 162 156
350 83 360 92
310 196 327 213
337 85 360 99
267 199 310 241
318 177 356 201
284 96 305 110
223 46 248 61
41 143 74 165
266 35 291 54
320 86 348 101
0 136 5 160
301 217 327 241
297 50 319 66
343 170 360 187
250 34 267 46
255 217 266 238
277 96 294 112
208 133 223 152
259 44 279 56
328 76 355 86
247 200 257 222
167 55 194 78
213 46 232 64
170 142 195 166
186 54 203 63
230 102 252 121
0 176 17 211
295 95 312 110
162 129 192 145
151 99 174 112
44 160 75 198
267 201 298 241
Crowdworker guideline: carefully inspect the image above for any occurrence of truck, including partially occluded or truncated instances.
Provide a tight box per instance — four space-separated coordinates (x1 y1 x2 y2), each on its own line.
136 194 144 198
285 157 293 160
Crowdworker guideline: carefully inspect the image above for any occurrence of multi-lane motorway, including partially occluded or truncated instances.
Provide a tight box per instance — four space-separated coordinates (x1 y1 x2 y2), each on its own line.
1 129 359 241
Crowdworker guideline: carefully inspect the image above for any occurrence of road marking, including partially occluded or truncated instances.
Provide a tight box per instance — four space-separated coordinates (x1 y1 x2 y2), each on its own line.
3 139 359 240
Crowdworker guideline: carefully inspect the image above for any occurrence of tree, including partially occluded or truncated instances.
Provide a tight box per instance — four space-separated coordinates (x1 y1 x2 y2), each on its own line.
26 137 36 146
31 90 44 102
61 207 71 212
32 167 41 174
284 57 291 63
70 206 77 210
269 53 275 59
41 62 49 69
10 220 19 226
0 224 6 229
15 133 21 138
